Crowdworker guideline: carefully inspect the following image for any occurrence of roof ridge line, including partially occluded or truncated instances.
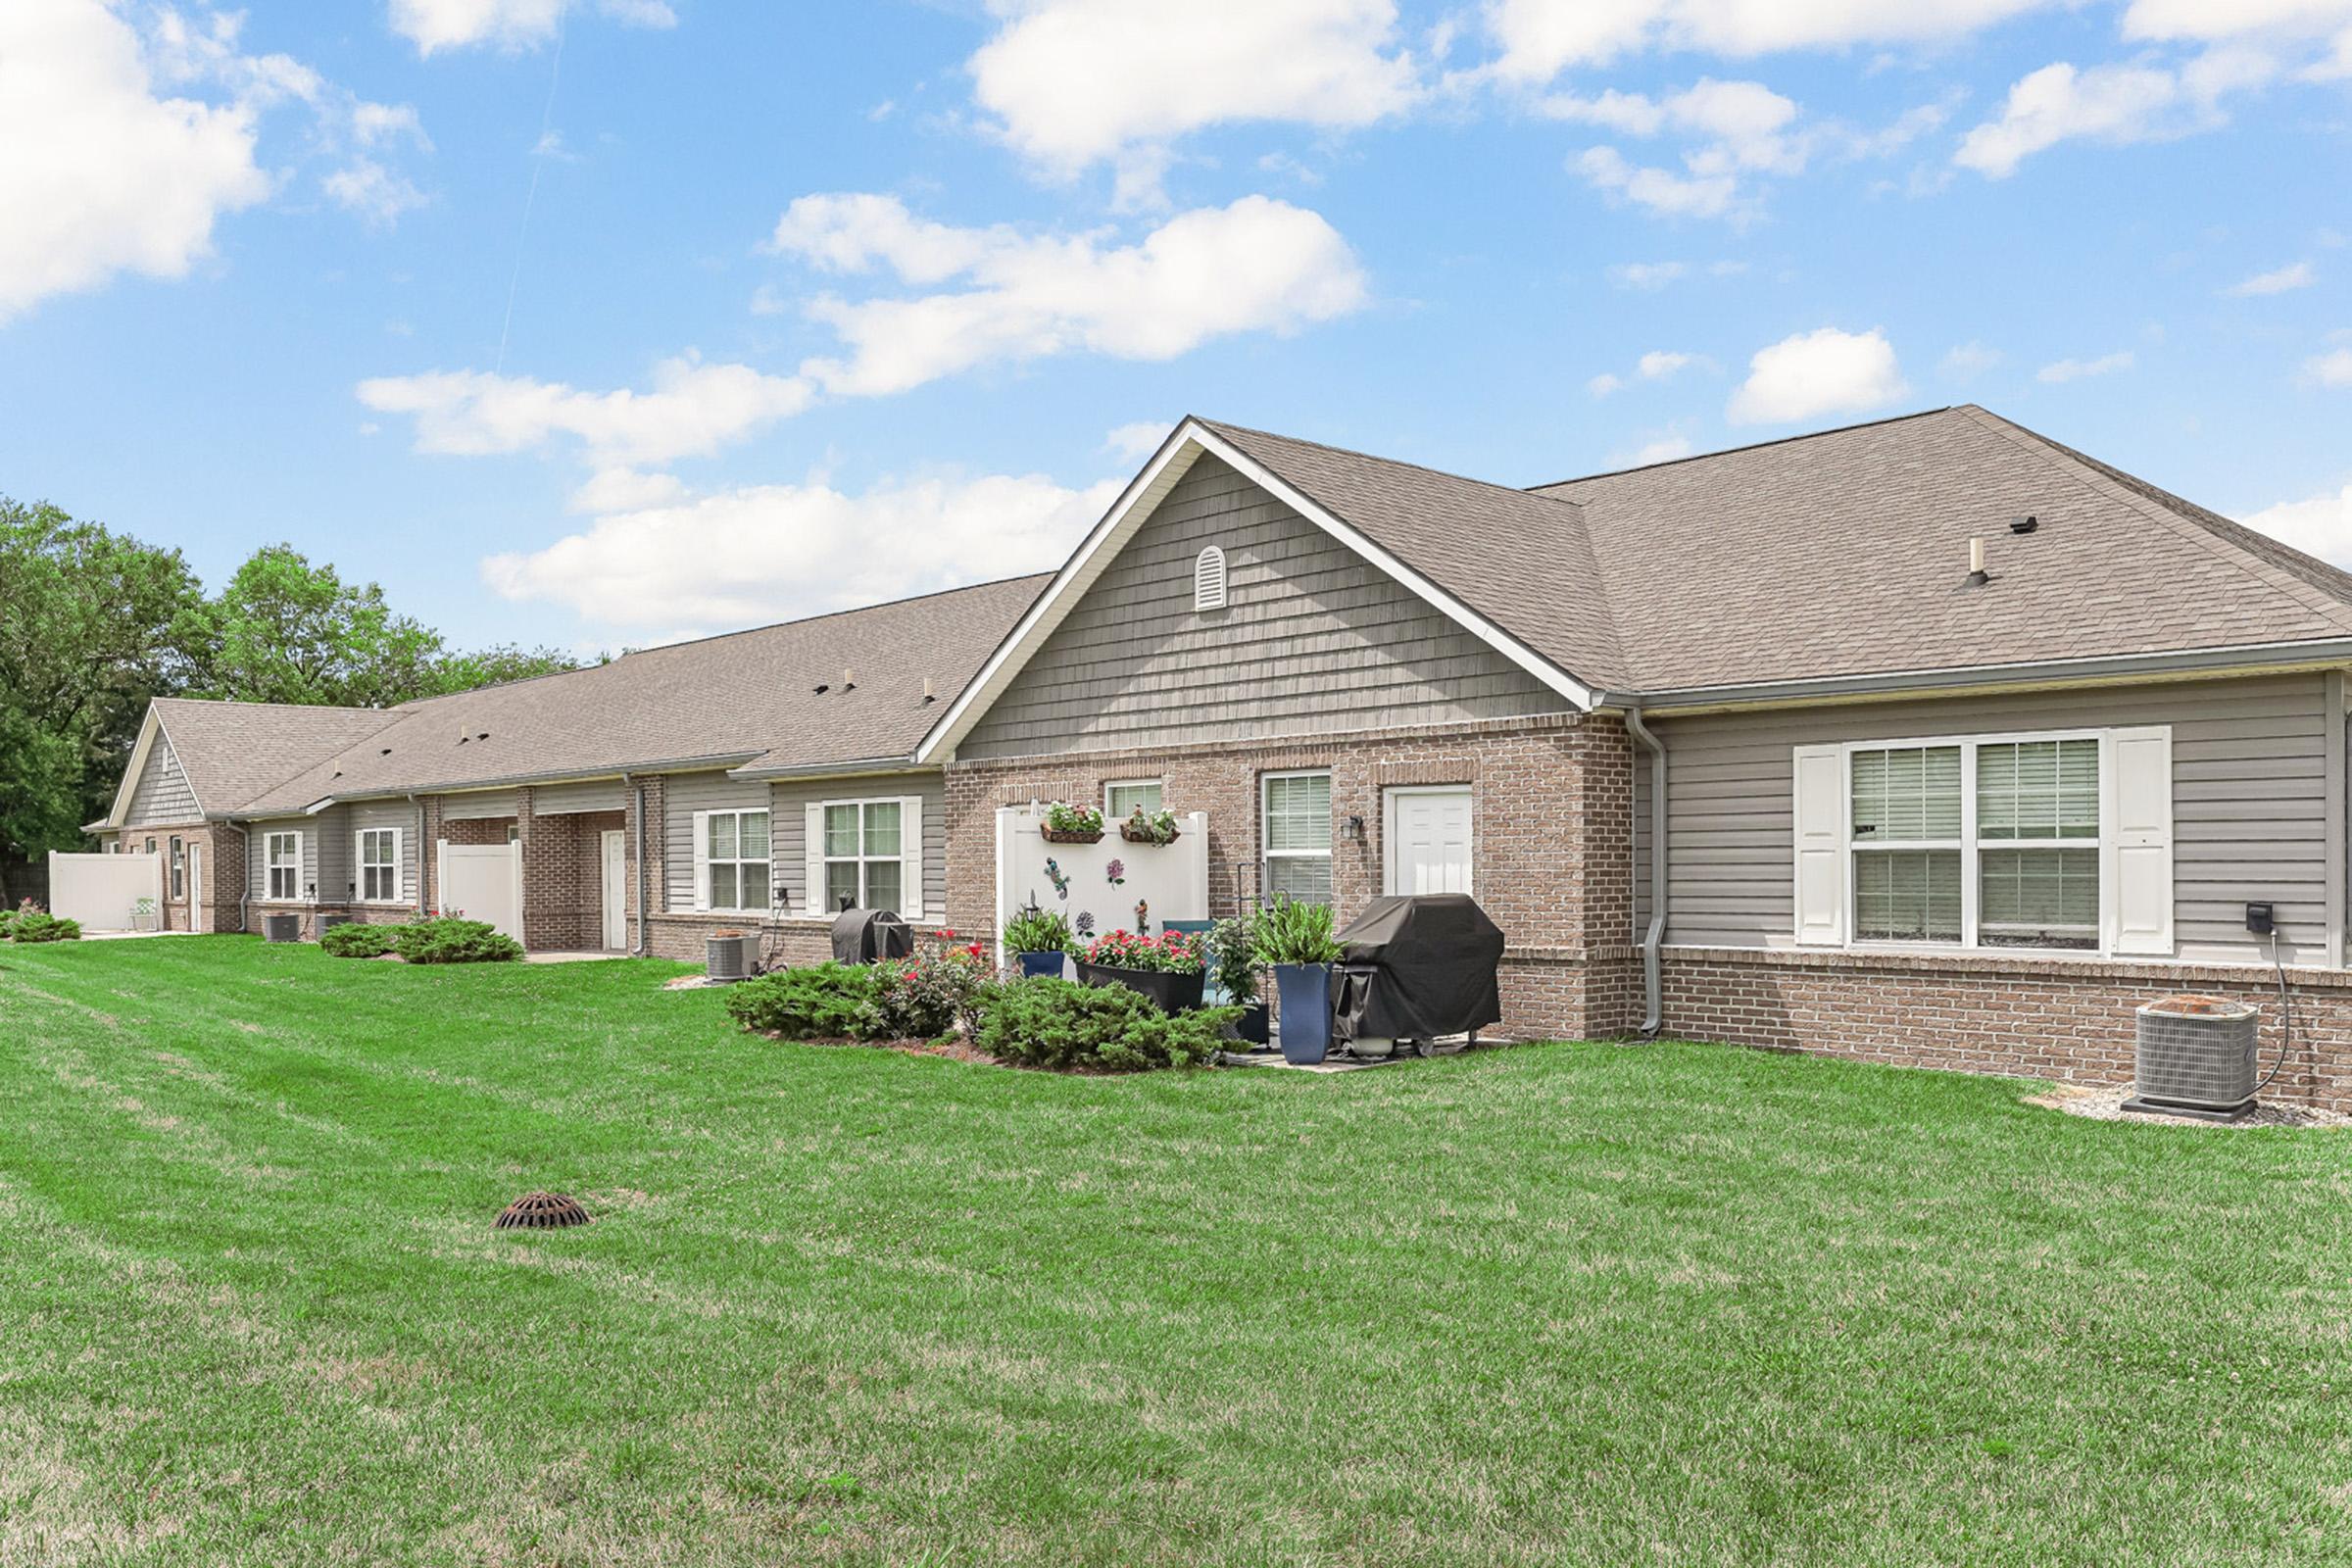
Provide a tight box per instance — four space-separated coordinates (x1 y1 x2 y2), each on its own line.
1959 407 2352 636
1528 406 1958 491
581 569 1058 664
1193 416 1588 513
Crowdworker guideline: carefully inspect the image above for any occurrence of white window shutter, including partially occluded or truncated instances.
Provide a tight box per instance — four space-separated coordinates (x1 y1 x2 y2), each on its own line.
804 801 826 917
1791 745 1847 947
691 810 712 912
393 827 406 904
2107 726 2174 956
898 796 924 921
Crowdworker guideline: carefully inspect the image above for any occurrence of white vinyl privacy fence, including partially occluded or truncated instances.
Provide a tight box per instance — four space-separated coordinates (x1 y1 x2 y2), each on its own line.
48 852 163 931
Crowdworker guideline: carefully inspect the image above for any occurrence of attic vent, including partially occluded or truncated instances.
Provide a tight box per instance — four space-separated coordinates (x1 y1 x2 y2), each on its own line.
380 747 393 755
1194 545 1228 612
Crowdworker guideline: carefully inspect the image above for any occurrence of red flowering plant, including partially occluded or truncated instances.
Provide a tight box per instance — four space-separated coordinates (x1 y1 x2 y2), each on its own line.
867 927 991 1038
1080 927 1206 975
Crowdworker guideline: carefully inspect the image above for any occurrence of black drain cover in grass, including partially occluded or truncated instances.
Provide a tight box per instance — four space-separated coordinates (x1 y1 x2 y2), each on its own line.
496 1192 592 1230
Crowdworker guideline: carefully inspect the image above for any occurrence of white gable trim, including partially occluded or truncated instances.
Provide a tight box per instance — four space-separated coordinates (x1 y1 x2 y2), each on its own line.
913 420 1597 762
104 707 206 830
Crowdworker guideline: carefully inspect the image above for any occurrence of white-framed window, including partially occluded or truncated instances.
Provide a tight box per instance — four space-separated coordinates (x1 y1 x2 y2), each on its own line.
357 827 402 903
1792 726 2173 956
170 835 185 899
823 801 902 914
1105 779 1164 819
697 808 771 913
1262 770 1333 905
266 831 303 902
1193 545 1228 612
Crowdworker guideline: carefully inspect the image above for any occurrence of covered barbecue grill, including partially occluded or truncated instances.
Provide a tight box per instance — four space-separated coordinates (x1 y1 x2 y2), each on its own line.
1333 894 1503 1053
832 906 913 963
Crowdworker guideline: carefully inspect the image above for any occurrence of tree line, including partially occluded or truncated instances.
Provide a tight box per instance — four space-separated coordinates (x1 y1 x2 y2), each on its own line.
0 497 583 899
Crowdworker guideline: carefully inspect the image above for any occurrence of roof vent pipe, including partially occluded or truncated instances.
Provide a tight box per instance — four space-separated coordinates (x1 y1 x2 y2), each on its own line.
1967 537 1989 587
842 666 856 691
921 676 935 704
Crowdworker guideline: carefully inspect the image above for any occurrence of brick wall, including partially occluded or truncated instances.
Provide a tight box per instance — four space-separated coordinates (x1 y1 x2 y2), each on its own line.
116 821 248 933
944 711 1640 1041
1659 946 2352 1110
519 806 626 951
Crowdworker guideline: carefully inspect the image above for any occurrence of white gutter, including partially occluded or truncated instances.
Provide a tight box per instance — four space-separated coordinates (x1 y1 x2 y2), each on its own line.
1623 707 1667 1039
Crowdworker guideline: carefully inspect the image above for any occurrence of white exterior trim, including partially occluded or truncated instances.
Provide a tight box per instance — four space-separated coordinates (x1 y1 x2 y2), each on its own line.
355 825 404 905
104 708 205 830
914 420 1596 762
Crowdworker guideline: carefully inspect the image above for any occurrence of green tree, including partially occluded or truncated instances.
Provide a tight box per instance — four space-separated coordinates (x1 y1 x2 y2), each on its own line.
423 641 584 695
0 500 203 900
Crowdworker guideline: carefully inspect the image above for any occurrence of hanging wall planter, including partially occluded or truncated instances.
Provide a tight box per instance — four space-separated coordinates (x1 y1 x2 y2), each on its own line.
1039 802 1105 844
1118 808 1182 846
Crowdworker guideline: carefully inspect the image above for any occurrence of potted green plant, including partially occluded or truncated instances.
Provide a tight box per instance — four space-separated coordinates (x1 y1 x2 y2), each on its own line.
1003 904 1074 980
1040 802 1105 844
1203 914 1269 1046
1075 927 1206 1013
1253 896 1342 1064
1118 806 1181 846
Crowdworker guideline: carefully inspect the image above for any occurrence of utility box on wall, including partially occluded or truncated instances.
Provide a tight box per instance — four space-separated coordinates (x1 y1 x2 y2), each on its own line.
994 806 1208 949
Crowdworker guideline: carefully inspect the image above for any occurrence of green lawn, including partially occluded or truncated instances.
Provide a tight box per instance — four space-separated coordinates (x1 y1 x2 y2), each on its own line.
2 939 2348 1566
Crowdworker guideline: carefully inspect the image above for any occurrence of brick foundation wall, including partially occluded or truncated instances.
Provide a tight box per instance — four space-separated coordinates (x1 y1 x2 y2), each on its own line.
1659 946 2352 1110
944 712 1641 1041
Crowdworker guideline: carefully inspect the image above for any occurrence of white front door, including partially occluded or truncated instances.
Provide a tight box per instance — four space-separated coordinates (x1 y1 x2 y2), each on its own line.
1385 787 1474 897
601 830 627 950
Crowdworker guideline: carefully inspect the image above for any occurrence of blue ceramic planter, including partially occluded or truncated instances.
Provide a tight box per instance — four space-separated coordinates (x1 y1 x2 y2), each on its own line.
1273 963 1335 1064
1015 950 1067 980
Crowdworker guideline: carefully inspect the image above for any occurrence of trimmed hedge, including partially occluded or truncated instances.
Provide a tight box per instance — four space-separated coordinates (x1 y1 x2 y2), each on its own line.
320 923 398 958
725 962 885 1039
972 978 1235 1072
8 911 81 944
391 916 522 964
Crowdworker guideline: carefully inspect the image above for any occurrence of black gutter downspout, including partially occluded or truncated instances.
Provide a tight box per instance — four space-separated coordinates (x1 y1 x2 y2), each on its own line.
1624 706 1668 1039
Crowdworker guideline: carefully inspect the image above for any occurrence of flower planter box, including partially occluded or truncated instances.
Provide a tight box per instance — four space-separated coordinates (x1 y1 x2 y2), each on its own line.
1075 961 1204 1014
1117 823 1180 845
1040 826 1104 845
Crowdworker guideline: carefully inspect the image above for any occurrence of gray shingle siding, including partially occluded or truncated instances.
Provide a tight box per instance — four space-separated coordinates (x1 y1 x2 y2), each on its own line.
350 799 423 907
1632 672 2332 965
126 734 201 825
959 455 1570 760
771 774 946 920
662 772 770 910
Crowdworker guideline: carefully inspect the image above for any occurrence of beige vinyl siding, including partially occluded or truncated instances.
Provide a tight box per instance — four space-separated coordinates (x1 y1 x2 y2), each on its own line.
246 812 337 902
439 790 518 821
662 771 769 910
126 733 200 825
770 774 947 921
533 779 626 815
1632 672 2333 965
959 454 1570 760
349 799 421 906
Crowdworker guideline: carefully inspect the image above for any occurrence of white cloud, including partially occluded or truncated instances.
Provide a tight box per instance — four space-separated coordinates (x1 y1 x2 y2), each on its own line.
1102 420 1171 460
482 470 1122 631
2123 0 2352 64
2036 350 2135 382
967 0 1419 183
358 353 815 466
1955 51 2277 176
1941 340 2003 378
2226 260 2316 295
325 160 428 226
1727 326 1907 425
1574 146 1740 219
387 0 676 55
1484 0 2051 80
1610 260 1689 289
768 193 1369 398
1637 349 1703 379
2241 482 2352 566
0 0 271 323
567 466 687 514
2305 347 2352 386
1587 371 1625 397
1613 432 1697 466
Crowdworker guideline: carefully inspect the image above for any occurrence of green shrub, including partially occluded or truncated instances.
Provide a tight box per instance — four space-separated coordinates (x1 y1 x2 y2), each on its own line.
870 934 990 1039
1253 895 1340 967
392 915 522 964
973 978 1235 1072
9 911 80 944
725 962 885 1039
320 922 397 958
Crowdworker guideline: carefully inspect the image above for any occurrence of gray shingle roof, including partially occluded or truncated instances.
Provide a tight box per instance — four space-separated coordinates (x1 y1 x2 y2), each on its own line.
1198 419 1633 691
231 574 1049 813
1534 405 2352 693
149 699 402 816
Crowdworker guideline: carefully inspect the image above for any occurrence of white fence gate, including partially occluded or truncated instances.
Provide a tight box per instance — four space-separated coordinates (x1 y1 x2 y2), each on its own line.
48 852 163 931
435 842 521 943
995 806 1209 951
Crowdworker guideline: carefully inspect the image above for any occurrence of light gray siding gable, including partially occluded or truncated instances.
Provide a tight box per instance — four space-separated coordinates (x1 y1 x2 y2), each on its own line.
126 732 201 826
959 454 1570 760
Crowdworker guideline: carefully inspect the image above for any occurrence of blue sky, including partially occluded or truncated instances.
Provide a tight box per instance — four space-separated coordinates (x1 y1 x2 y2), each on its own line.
3 1 2348 657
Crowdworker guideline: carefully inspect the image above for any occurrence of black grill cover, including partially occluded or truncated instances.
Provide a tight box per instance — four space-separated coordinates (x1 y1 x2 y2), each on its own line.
831 907 912 964
1333 894 1503 1040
